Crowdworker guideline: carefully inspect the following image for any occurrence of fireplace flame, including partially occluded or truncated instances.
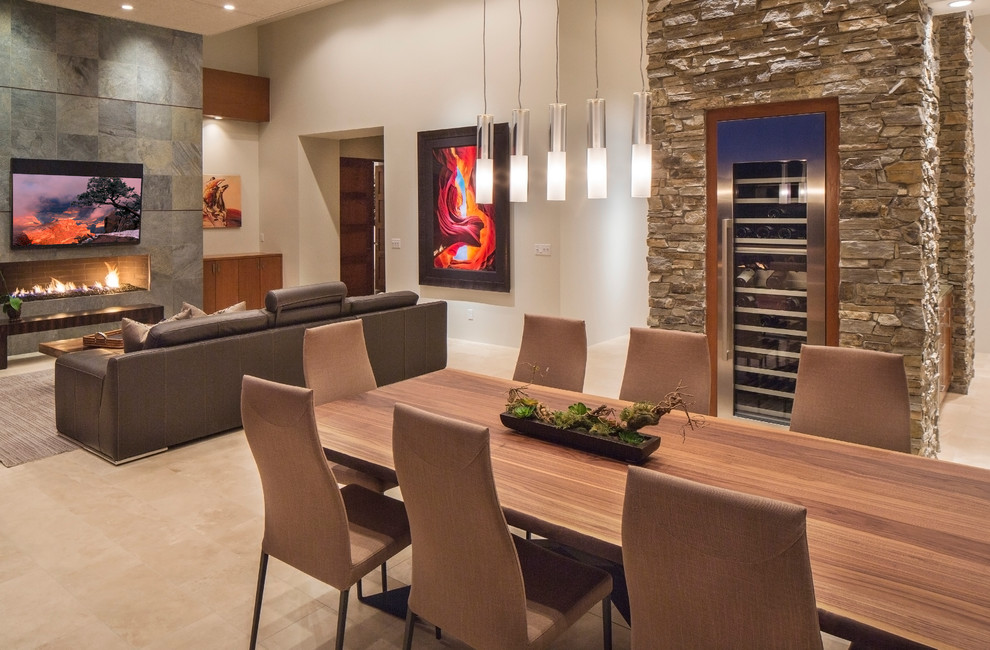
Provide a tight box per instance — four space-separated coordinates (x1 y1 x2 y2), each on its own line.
104 263 120 289
11 262 132 300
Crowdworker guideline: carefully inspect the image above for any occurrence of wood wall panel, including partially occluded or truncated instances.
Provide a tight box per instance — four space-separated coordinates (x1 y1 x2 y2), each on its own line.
203 68 270 122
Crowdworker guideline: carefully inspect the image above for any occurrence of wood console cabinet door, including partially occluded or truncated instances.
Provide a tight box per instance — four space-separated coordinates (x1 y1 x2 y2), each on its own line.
203 254 283 312
237 254 283 309
203 258 240 314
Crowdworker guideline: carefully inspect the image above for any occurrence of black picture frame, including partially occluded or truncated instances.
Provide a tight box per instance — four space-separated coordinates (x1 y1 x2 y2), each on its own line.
417 124 510 292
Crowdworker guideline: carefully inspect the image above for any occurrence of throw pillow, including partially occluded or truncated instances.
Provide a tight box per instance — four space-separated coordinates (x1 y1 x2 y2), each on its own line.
213 301 247 314
180 302 208 318
121 318 152 352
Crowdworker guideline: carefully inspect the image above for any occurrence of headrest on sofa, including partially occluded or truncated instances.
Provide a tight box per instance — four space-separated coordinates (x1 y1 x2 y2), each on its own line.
264 281 347 327
143 310 270 349
345 291 419 315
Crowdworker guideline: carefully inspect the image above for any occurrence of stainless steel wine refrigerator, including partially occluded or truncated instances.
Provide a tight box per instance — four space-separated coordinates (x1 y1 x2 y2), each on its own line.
706 101 838 426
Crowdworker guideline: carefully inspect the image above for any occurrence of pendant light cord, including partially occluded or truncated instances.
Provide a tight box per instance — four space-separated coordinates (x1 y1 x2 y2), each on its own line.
594 0 600 99
554 0 560 104
517 0 523 109
483 0 488 114
640 0 647 91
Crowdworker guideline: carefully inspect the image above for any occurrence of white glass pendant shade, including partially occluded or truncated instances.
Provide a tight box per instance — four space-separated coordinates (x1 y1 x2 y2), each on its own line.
476 113 494 204
547 102 567 201
631 91 652 198
510 108 530 202
587 98 607 199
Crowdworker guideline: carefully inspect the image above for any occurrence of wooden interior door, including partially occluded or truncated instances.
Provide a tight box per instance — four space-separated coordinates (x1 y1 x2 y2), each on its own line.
374 162 386 293
339 157 376 296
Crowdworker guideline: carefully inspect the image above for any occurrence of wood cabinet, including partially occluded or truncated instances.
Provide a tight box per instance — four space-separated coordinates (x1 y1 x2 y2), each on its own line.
203 253 282 312
939 287 953 404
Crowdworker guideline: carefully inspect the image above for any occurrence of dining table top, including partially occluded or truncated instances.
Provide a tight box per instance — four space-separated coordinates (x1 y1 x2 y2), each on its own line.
314 368 990 649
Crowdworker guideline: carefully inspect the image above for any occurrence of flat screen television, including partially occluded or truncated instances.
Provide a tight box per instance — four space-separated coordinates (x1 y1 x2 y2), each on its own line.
11 158 143 249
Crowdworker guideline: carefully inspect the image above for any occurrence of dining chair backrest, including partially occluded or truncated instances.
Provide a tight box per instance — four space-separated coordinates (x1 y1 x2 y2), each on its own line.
619 327 711 414
512 313 587 392
622 466 823 649
303 319 378 404
790 344 911 453
241 375 353 586
392 403 531 647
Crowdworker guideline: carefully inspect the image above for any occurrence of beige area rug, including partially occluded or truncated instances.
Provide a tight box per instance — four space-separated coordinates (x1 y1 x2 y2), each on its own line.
0 369 79 467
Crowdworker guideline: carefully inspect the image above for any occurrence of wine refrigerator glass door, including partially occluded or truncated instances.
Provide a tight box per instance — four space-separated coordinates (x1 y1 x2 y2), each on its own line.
716 113 827 426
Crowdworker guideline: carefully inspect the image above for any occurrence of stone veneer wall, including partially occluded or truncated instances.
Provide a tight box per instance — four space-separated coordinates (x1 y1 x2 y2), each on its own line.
646 0 952 455
0 0 203 354
934 13 976 396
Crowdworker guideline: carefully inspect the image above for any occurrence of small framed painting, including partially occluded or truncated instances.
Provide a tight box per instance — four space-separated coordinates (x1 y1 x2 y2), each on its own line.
203 175 242 228
417 124 510 292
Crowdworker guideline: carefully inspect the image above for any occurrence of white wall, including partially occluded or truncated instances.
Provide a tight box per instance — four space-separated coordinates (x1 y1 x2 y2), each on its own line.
203 25 259 75
255 0 650 346
973 14 990 352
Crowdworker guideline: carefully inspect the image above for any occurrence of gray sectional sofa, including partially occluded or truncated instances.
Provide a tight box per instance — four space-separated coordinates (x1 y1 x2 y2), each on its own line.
54 282 447 463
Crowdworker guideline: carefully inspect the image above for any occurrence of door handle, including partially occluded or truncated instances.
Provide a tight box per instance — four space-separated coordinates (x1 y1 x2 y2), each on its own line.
722 219 733 362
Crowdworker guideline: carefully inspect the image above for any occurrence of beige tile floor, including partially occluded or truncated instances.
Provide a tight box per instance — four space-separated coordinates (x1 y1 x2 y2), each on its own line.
0 339 987 649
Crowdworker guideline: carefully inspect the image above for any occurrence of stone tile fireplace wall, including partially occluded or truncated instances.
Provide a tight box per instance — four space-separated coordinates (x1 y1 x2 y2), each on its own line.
645 0 974 455
0 0 204 355
935 13 976 396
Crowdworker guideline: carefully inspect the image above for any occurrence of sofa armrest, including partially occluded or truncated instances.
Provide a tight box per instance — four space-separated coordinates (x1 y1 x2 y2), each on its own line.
55 349 118 453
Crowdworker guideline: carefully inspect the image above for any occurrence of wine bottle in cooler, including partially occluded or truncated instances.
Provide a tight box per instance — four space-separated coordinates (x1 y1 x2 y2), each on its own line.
735 268 755 287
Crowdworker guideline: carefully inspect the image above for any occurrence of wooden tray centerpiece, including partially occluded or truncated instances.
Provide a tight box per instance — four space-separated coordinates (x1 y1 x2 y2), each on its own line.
501 386 699 464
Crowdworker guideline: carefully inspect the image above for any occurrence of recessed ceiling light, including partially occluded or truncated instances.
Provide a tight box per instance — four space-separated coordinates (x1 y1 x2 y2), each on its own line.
948 0 972 7
121 3 133 9
223 3 235 9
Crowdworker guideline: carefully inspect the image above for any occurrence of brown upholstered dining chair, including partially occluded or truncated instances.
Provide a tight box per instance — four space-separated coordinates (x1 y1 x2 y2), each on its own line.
512 313 588 392
622 466 823 650
303 319 397 491
392 403 613 650
619 327 712 414
790 344 912 453
241 375 411 650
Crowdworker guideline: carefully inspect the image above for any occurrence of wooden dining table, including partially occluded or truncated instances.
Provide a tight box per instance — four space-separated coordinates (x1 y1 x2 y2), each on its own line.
314 368 990 649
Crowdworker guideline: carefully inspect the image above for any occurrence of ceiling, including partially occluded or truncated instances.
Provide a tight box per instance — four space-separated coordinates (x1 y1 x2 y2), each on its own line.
27 0 347 35
26 0 989 36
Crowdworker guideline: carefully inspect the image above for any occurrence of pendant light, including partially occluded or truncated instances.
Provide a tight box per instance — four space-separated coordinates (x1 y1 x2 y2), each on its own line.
587 0 607 199
630 0 652 198
510 0 529 203
476 0 494 205
547 0 566 201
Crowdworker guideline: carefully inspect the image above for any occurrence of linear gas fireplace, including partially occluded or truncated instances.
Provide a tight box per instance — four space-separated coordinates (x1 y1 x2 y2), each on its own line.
0 255 150 303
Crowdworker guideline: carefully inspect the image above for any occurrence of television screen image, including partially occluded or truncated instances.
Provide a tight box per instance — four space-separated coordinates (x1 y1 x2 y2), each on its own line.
10 159 143 249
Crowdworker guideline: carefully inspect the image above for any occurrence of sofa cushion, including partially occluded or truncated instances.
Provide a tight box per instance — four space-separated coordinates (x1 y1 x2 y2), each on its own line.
265 282 347 327
345 291 419 315
143 310 270 349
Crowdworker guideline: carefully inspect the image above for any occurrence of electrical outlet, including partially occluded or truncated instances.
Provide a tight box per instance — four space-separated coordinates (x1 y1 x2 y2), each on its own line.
391 238 401 249
467 309 474 321
259 232 265 243
534 244 552 256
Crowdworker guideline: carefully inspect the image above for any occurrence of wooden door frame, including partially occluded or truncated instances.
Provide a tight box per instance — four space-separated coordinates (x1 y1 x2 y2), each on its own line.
703 97 840 415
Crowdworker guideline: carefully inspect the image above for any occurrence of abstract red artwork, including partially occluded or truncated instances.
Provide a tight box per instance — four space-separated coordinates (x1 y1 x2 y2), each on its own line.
417 125 510 292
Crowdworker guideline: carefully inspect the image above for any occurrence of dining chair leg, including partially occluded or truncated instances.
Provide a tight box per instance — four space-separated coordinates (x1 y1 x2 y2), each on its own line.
249 552 269 650
602 595 612 650
380 563 388 609
335 588 349 650
402 609 417 650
